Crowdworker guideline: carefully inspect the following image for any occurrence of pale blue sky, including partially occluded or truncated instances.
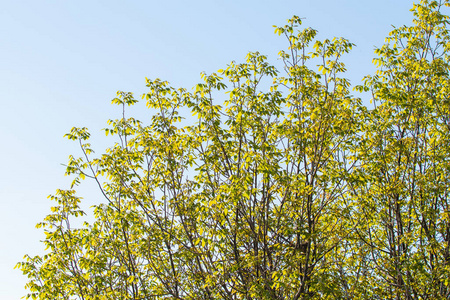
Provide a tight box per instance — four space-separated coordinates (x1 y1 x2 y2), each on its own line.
1 1 414 298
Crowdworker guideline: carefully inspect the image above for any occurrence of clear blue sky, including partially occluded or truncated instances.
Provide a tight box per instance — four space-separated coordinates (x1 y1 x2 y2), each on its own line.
1 1 413 298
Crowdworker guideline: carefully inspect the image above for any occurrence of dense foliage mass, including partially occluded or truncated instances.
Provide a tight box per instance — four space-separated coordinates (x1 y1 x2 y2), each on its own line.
18 1 450 299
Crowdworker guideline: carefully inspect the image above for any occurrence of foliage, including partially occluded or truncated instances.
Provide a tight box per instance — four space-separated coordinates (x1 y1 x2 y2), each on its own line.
350 1 450 298
17 1 450 299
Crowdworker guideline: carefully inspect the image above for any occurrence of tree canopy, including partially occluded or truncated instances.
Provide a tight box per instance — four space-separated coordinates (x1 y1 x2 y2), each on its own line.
17 1 450 299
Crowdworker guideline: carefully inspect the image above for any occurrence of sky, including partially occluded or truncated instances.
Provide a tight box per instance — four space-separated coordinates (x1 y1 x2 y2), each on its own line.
1 1 414 298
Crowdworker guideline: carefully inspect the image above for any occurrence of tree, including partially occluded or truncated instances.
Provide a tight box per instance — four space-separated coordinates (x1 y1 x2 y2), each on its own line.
350 1 450 298
17 1 450 299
